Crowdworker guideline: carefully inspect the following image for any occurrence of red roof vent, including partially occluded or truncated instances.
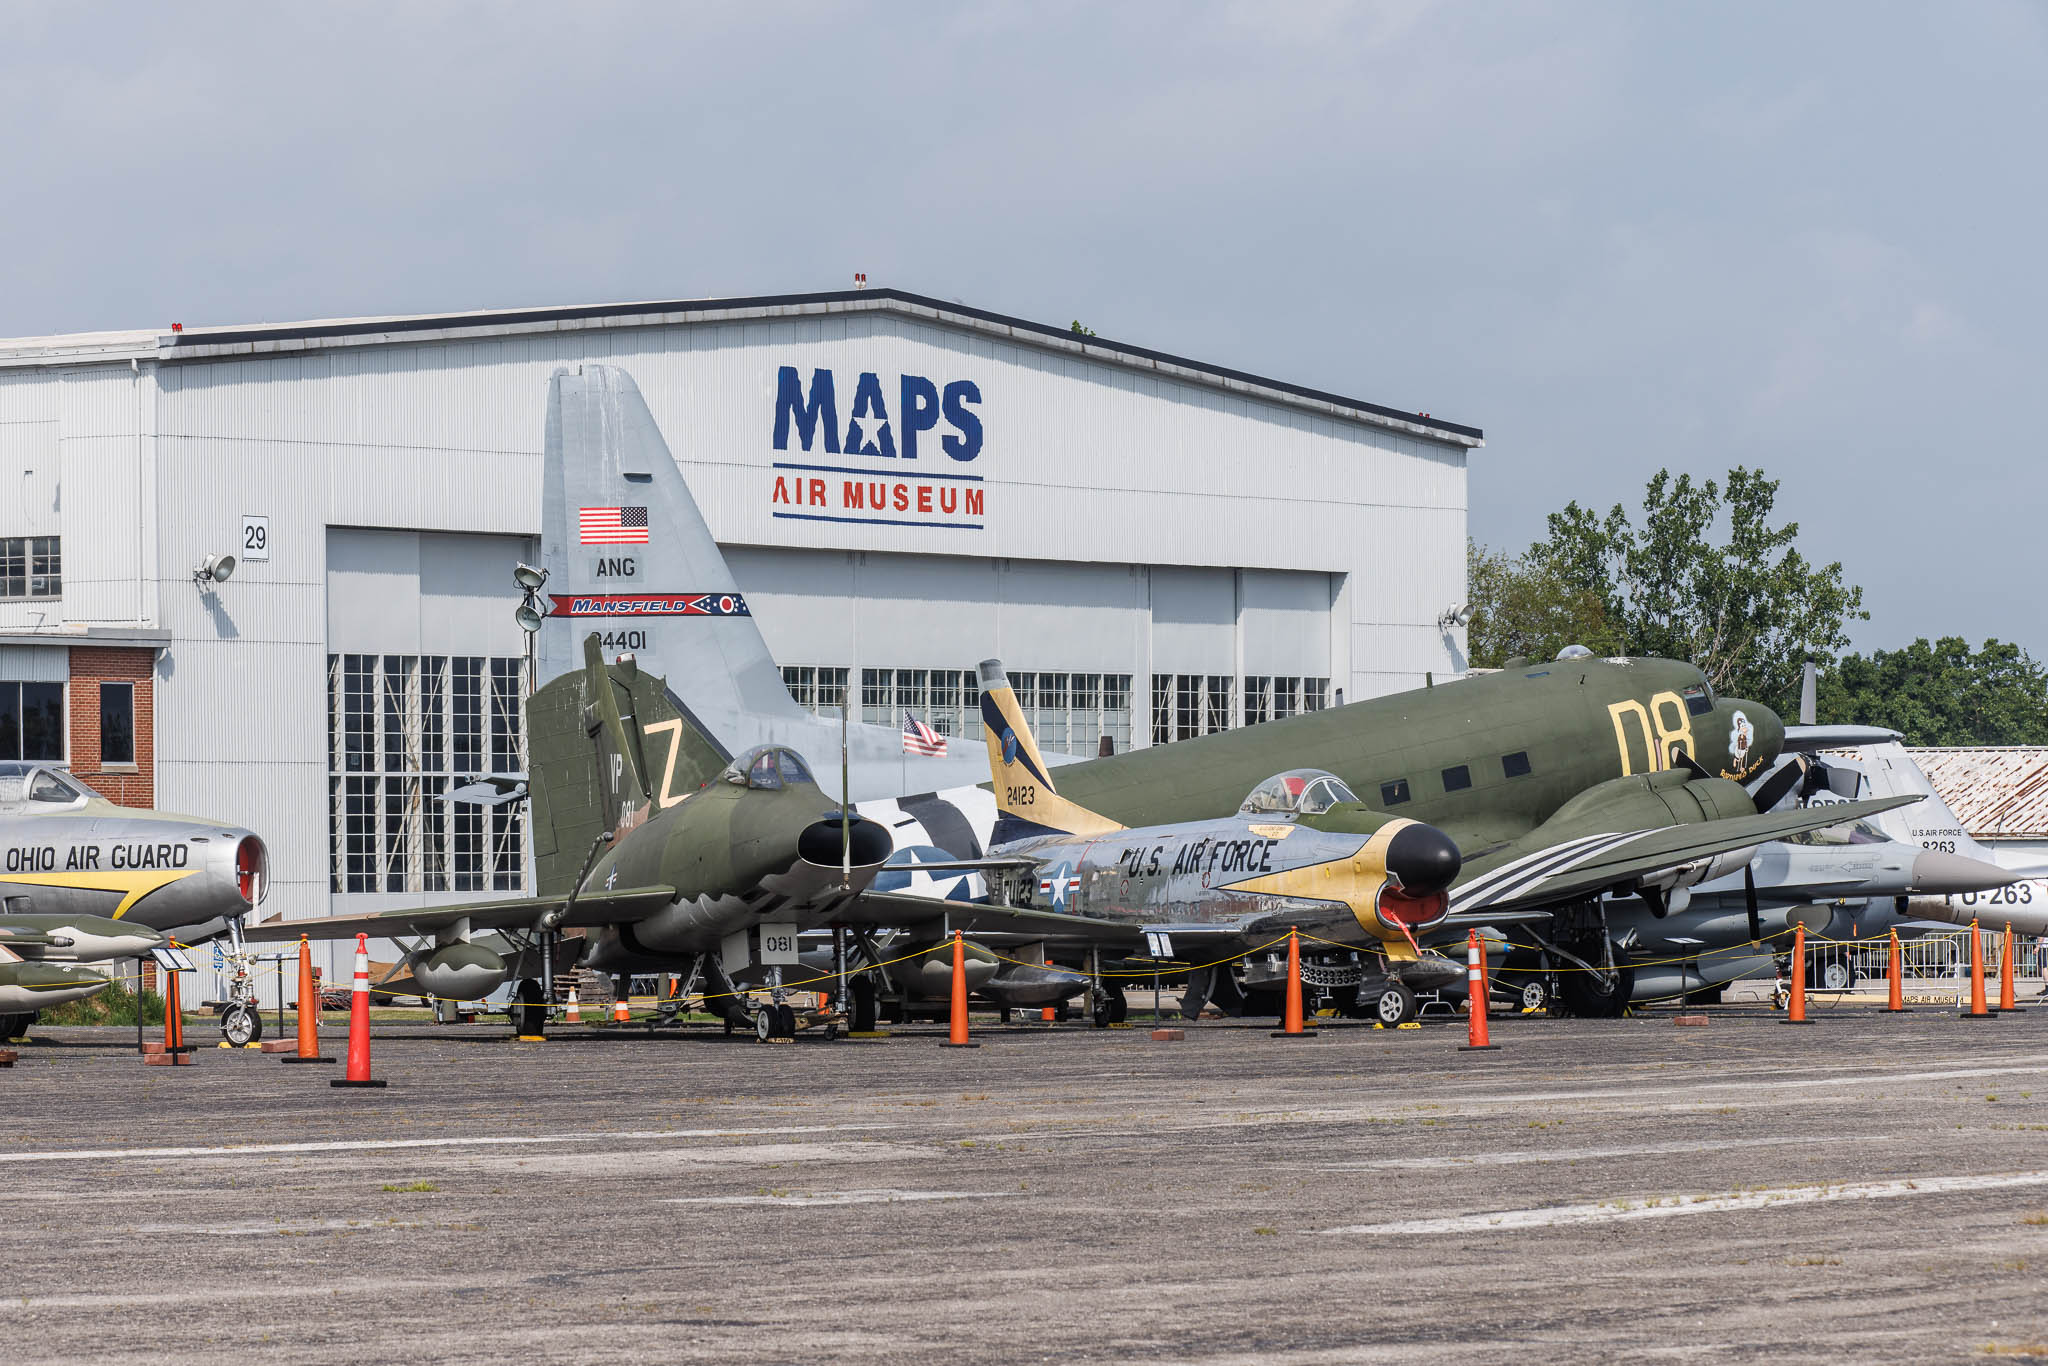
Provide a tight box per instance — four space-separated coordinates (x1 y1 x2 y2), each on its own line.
170 322 183 333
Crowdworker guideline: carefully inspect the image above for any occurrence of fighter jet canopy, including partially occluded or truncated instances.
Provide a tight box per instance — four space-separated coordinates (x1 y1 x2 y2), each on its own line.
1240 769 1359 818
720 746 817 791
0 762 98 813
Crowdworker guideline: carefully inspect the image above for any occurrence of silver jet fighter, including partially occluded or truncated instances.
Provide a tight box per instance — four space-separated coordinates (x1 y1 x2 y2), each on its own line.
851 662 1469 1025
0 761 269 1041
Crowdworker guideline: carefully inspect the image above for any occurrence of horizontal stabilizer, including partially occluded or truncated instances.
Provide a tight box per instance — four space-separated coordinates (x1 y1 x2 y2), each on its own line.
1784 724 1904 751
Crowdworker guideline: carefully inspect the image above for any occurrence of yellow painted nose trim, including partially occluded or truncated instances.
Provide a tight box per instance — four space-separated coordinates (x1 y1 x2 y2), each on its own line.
1 869 201 918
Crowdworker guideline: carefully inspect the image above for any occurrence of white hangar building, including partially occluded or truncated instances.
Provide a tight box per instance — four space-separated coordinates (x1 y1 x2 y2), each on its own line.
0 288 1483 949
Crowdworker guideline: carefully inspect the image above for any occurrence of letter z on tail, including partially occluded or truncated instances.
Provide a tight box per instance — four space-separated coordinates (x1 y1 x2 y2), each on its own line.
978 660 1124 845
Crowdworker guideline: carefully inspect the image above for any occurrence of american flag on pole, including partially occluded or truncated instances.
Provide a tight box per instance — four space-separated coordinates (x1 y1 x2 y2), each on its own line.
578 506 649 544
902 711 948 757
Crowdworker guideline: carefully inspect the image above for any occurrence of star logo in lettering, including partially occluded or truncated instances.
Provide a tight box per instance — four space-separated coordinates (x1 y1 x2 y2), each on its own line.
848 412 890 456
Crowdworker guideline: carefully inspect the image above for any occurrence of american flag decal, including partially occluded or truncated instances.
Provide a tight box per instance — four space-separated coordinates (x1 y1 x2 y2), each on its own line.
902 711 949 757
579 506 650 544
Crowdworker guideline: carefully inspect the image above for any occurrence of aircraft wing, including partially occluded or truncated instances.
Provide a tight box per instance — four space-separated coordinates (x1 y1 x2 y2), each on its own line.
241 886 679 942
1784 724 1904 750
1448 794 1921 917
838 891 1145 947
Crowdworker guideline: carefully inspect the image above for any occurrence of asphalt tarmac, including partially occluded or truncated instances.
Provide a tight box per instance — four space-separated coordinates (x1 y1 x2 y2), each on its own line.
6 1005 2048 1364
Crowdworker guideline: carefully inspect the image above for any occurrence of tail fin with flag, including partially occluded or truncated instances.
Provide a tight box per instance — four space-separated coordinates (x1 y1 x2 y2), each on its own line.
978 659 1124 845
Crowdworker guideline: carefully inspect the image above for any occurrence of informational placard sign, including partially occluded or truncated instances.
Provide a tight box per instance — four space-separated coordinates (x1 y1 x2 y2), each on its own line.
241 514 270 562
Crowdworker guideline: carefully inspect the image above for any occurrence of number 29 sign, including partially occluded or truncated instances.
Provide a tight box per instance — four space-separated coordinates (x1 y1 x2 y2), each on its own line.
241 514 270 562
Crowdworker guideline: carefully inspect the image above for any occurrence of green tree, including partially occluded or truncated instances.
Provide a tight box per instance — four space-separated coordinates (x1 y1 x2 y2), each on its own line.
1464 539 1622 667
1524 466 1865 711
1816 637 2048 745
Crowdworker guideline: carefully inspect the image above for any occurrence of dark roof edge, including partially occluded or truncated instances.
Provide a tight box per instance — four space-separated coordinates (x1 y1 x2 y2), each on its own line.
163 286 1483 444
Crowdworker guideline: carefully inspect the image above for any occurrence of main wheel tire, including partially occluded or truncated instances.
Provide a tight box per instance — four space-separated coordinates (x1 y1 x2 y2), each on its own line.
513 978 548 1037
0 1013 28 1041
220 1004 260 1047
1092 992 1113 1029
1818 959 1853 991
1557 966 1634 1018
849 975 878 1033
1106 989 1127 1024
774 1004 797 1038
1372 982 1417 1026
1517 978 1550 1013
755 1007 775 1042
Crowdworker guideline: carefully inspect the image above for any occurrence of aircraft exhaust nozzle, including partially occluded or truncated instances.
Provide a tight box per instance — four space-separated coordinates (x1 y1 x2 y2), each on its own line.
1386 823 1462 897
1908 851 2020 897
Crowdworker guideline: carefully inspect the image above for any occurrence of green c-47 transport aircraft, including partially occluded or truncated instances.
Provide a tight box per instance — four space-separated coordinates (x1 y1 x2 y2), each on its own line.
848 652 1921 1021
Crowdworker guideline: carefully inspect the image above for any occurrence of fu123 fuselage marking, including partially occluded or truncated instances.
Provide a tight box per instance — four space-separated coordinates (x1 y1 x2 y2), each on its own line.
5 842 193 874
1116 836 1281 880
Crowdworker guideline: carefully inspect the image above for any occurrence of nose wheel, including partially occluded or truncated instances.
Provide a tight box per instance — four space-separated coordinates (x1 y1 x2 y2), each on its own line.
219 1004 262 1047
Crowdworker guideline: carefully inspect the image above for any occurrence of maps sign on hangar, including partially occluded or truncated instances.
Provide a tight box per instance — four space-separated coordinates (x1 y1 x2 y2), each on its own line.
0 287 1483 959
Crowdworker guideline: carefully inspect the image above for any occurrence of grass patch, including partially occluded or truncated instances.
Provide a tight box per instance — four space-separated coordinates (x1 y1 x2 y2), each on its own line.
380 1181 437 1193
1253 1227 1277 1236
41 983 164 1027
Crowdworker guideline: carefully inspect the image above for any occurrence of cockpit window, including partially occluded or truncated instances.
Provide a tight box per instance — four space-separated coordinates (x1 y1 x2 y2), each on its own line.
29 771 83 803
721 746 818 791
1682 682 1714 716
1241 769 1359 817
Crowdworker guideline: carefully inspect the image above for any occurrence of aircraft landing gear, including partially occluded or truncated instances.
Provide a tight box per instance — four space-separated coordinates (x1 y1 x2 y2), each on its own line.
1091 984 1127 1028
848 974 879 1033
0 1013 32 1042
1368 981 1417 1026
512 978 548 1037
1556 965 1634 1018
753 1004 797 1041
219 1003 262 1047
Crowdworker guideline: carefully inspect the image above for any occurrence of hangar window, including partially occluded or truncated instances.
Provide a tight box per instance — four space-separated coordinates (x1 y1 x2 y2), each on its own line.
0 537 61 600
1380 778 1411 806
326 653 526 896
1011 671 1133 756
859 667 985 744
1244 676 1333 726
0 681 65 762
782 666 850 716
99 682 134 766
1502 751 1533 778
1442 765 1471 792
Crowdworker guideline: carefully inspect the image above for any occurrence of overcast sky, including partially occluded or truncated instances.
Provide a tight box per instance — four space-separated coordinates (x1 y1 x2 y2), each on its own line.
4 2 2042 658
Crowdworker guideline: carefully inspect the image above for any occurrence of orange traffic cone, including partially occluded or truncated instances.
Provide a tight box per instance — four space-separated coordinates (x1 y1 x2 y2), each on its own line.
151 957 194 1065
1460 930 1499 1051
564 986 581 1025
611 992 630 1025
331 933 387 1087
1957 925 1990 1019
1885 929 1906 1014
940 930 978 1048
281 935 334 1064
1271 928 1315 1037
1962 919 1994 1019
1784 924 1810 1025
2001 922 2024 1014
1041 1006 1056 1022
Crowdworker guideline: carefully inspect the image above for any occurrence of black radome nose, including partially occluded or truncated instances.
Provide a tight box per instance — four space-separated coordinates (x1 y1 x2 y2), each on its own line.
1387 822 1462 895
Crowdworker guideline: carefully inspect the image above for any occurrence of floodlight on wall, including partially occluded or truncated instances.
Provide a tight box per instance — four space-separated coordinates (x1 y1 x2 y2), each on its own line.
513 562 548 591
193 552 237 586
514 600 545 632
1436 604 1470 631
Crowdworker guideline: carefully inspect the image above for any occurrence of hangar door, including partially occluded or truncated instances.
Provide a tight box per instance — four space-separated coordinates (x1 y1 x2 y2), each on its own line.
325 529 535 907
